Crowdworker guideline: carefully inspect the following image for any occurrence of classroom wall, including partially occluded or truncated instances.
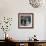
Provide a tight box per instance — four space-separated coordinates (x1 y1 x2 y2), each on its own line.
0 0 46 40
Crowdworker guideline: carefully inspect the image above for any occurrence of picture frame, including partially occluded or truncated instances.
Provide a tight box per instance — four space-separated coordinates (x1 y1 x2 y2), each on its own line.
18 13 34 29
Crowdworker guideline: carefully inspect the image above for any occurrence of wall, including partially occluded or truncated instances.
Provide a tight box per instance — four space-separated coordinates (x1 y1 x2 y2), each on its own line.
44 16 46 40
0 0 46 40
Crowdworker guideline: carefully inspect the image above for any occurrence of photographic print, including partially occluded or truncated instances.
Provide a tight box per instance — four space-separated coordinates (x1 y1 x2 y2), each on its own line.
18 13 34 28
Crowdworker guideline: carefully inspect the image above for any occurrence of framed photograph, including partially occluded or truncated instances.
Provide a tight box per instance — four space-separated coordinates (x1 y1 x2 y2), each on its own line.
18 13 34 29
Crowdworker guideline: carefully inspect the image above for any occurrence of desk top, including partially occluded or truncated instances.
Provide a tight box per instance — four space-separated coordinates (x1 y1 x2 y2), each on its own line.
13 40 46 43
6 39 46 43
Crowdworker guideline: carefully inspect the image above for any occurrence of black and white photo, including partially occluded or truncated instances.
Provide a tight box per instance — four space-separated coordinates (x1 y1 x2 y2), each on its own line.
18 13 34 28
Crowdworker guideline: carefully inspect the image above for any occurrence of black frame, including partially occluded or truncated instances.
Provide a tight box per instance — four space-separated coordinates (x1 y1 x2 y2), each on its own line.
18 13 34 29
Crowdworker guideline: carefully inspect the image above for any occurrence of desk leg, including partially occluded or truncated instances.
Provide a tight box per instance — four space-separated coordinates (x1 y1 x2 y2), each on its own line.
16 43 20 46
34 43 38 46
24 43 28 46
